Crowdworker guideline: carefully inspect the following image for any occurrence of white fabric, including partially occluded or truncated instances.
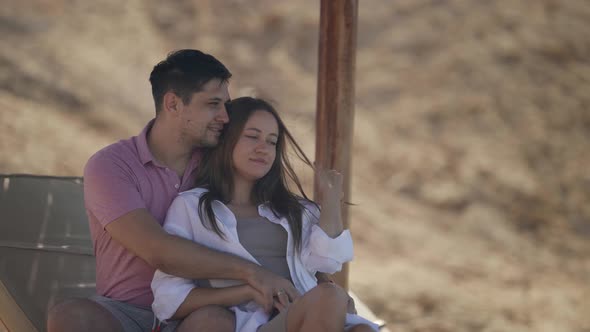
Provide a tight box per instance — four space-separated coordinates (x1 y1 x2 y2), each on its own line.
151 188 378 331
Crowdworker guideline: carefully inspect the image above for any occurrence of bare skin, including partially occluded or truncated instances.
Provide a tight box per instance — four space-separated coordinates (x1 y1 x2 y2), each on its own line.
161 109 365 331
280 283 372 332
176 305 235 332
47 85 298 332
315 167 345 237
227 111 363 331
47 299 124 332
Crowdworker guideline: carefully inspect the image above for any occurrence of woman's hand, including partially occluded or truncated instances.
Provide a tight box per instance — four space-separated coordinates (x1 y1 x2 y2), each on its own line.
273 288 291 313
247 284 274 313
246 266 300 313
246 282 294 314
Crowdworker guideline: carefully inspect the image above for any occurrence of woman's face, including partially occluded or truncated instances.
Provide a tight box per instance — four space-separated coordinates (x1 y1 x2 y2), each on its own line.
232 110 279 183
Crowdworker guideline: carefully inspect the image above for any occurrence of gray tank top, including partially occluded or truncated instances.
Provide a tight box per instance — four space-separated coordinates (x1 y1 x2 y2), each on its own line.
236 216 291 281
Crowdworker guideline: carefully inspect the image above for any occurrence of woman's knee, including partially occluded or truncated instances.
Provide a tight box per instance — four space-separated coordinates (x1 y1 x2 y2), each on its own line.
312 282 349 305
285 283 349 331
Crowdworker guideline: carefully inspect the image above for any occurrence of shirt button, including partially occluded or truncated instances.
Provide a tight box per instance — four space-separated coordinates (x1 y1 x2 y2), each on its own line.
174 184 179 189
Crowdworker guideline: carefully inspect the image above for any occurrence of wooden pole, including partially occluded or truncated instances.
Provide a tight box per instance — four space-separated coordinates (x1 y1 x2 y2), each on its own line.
315 0 358 291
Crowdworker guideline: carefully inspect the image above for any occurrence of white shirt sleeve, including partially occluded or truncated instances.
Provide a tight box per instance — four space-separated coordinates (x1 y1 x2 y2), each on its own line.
299 202 354 274
151 194 197 321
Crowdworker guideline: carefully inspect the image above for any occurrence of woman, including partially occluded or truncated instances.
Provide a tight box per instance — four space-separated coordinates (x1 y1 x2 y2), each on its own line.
151 97 378 332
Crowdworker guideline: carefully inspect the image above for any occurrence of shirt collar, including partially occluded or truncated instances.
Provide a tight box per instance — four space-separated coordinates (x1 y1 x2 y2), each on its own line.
258 204 281 223
209 200 281 229
137 119 203 173
137 119 156 166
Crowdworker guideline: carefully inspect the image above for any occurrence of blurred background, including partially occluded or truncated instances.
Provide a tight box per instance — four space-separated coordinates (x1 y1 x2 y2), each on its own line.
1 0 589 331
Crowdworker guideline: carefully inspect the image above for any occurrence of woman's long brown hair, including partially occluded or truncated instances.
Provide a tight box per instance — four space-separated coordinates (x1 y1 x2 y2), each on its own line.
193 97 316 251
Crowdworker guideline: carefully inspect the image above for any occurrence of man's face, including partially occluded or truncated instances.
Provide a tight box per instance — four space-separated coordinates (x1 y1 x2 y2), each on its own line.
178 79 230 148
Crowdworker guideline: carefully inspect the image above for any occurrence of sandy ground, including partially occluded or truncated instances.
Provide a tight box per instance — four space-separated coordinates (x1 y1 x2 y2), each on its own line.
1 1 590 331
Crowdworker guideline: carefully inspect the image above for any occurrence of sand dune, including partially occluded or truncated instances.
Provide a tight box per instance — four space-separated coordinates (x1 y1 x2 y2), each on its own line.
1 1 589 331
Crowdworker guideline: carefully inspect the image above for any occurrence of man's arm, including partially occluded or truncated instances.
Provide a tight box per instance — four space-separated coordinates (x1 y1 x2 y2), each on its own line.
105 209 298 309
106 209 245 279
84 151 297 307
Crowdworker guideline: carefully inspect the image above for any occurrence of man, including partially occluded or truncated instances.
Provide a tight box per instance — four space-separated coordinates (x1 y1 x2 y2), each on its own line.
47 49 299 332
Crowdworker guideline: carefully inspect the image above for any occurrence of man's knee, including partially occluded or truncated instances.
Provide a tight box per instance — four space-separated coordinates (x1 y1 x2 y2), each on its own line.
177 305 235 332
47 298 122 332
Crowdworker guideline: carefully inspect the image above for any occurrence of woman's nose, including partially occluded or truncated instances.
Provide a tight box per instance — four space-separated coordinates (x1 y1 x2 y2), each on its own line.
255 142 269 154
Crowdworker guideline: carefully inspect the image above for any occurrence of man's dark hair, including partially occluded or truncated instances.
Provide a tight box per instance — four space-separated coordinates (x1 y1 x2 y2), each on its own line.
149 49 232 114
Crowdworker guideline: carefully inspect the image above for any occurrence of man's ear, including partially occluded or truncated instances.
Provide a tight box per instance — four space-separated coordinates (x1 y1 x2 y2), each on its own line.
162 91 181 116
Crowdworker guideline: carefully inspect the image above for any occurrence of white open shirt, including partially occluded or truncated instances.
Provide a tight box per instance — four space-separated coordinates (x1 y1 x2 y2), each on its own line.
151 188 378 331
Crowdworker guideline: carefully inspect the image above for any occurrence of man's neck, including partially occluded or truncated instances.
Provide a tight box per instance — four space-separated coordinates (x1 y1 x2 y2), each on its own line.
147 119 193 177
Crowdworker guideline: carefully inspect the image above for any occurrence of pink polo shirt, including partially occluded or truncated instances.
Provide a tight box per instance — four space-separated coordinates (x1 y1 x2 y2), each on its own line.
84 119 201 307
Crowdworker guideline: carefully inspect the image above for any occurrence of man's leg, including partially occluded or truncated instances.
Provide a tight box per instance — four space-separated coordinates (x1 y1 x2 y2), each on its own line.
285 283 348 332
175 305 235 332
47 298 124 332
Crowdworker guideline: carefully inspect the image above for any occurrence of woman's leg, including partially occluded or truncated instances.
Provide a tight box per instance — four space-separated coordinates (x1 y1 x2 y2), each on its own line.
176 305 235 332
285 283 349 332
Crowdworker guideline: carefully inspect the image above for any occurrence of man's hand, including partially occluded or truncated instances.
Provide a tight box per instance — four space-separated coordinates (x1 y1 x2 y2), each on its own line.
245 266 300 313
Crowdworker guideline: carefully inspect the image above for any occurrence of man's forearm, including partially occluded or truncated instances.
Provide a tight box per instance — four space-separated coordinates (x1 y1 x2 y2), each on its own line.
107 209 259 281
105 209 296 302
154 233 258 281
